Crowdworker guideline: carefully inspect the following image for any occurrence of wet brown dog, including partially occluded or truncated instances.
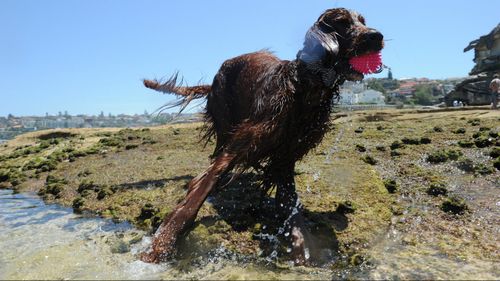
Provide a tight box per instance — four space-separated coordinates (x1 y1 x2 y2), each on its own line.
141 8 383 265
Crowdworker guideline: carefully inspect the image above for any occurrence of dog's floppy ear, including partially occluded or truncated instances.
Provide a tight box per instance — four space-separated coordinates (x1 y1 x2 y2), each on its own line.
298 23 339 63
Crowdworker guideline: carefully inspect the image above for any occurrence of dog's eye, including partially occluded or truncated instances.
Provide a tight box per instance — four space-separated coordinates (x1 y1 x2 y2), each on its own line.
333 17 349 24
358 15 366 25
333 18 351 27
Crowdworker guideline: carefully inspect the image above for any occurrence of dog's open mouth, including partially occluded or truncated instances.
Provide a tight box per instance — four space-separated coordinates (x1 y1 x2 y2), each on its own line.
346 51 383 81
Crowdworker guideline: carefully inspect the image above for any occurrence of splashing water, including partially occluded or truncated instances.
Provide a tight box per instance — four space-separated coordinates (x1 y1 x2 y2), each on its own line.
0 190 332 280
325 106 355 163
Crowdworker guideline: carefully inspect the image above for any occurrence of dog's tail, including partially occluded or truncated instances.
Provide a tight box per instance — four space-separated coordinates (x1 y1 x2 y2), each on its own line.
144 72 211 114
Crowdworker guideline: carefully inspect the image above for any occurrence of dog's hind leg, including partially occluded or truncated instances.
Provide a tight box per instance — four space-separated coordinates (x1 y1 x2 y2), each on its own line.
140 152 236 263
272 164 308 265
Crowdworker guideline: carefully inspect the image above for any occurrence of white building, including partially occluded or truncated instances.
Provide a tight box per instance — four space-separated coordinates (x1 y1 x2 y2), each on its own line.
358 89 385 104
339 82 385 105
339 90 359 104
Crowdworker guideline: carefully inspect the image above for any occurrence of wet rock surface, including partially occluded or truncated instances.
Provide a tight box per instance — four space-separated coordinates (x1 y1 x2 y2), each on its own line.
0 109 499 279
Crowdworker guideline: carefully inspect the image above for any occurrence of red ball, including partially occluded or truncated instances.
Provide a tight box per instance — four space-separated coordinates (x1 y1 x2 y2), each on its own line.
349 52 382 74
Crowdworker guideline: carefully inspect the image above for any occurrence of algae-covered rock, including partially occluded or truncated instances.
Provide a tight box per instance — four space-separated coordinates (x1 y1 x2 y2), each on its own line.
336 201 356 214
362 155 377 165
433 126 443 132
458 140 474 148
420 137 432 144
446 149 462 160
427 149 462 164
1 109 497 275
489 147 500 158
0 169 9 182
354 127 364 133
441 196 468 215
43 183 64 197
390 150 402 157
125 144 139 150
72 197 85 214
474 163 495 175
426 183 447 196
402 137 421 145
77 179 97 193
6 169 27 187
349 254 365 266
137 203 157 221
467 118 480 126
383 179 399 194
355 144 367 152
453 128 466 134
474 137 493 148
99 136 124 147
456 158 474 173
390 141 405 150
494 158 500 170
97 186 114 200
180 219 232 256
109 238 131 254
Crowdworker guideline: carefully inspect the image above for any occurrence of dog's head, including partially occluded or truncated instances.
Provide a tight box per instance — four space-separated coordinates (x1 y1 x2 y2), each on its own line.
298 8 384 81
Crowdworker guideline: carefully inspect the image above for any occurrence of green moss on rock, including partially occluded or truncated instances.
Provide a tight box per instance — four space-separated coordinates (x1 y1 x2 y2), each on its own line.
390 141 405 150
362 155 377 165
426 183 447 196
402 137 420 145
456 158 475 173
475 137 493 148
78 179 97 193
427 149 462 163
441 196 468 215
420 137 432 144
355 144 367 152
474 163 495 175
336 201 356 214
489 147 500 158
72 197 85 214
494 158 500 170
97 186 114 200
458 140 474 148
383 179 399 194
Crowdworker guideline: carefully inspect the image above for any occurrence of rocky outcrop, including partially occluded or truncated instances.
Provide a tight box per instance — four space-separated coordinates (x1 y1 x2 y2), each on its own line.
445 24 500 106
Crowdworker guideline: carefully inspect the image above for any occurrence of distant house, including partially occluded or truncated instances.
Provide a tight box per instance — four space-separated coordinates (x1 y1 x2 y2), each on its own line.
358 89 385 104
339 87 385 105
339 90 359 104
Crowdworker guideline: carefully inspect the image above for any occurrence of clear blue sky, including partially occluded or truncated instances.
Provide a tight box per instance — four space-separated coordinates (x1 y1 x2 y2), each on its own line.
0 0 498 116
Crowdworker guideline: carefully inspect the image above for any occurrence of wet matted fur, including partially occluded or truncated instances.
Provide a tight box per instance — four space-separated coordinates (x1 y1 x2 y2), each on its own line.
141 7 384 265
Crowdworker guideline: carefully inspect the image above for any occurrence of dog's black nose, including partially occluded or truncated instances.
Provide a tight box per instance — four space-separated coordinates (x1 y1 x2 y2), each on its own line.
367 31 383 42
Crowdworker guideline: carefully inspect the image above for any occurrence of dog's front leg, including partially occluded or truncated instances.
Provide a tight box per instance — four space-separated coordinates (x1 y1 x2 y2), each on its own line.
140 153 235 263
274 166 308 265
